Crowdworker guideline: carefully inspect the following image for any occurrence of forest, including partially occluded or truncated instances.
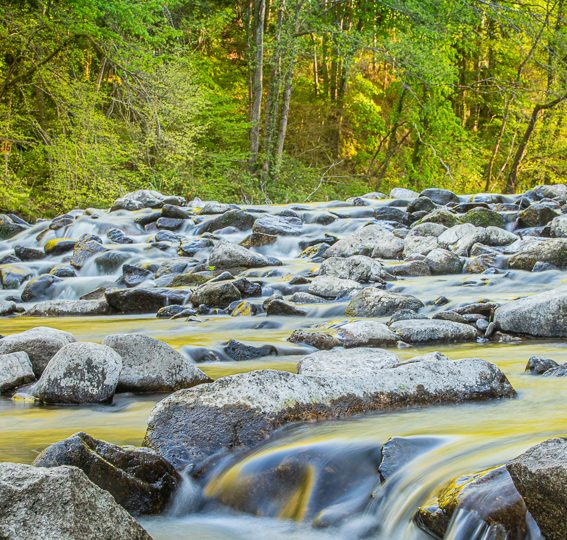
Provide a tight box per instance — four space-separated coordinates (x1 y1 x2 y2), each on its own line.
0 0 565 216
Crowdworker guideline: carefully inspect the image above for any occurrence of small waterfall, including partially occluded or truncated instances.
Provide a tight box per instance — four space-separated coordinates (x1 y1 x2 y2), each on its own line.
168 466 202 517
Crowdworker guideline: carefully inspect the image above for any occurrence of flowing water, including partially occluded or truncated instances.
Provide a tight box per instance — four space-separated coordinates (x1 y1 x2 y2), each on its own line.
1 198 566 539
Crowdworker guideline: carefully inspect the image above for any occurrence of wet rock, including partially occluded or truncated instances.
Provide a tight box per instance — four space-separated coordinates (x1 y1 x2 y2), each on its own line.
509 238 567 270
287 330 340 350
112 189 176 211
308 275 364 299
252 214 303 236
241 231 277 248
345 288 423 317
416 466 534 539
403 234 439 257
24 299 110 317
103 334 210 393
462 207 504 228
200 209 255 233
105 287 188 314
0 327 76 376
70 234 107 269
319 255 386 283
517 203 559 228
44 237 77 255
107 228 134 244
420 188 459 205
0 351 35 393
425 248 463 274
95 251 131 273
49 264 77 278
525 355 559 375
199 201 235 214
414 208 460 228
390 319 477 344
0 214 28 239
161 203 192 220
156 216 183 230
290 291 325 304
379 436 444 481
338 321 398 348
494 287 567 337
122 264 153 288
264 298 306 316
208 240 277 269
34 432 179 515
0 264 33 289
14 245 45 261
325 225 402 259
390 187 419 200
375 206 411 225
0 463 150 539
388 260 431 277
21 273 61 302
507 438 567 540
549 215 567 238
32 342 122 404
433 310 469 324
191 281 241 309
0 300 17 316
144 355 514 468
408 196 436 214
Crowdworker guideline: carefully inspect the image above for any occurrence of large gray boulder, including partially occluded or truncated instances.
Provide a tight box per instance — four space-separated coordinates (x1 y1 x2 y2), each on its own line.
32 342 122 404
337 321 398 347
0 327 76 376
0 352 34 393
208 240 276 269
105 287 188 313
308 275 363 299
103 334 211 392
324 225 402 258
425 248 463 274
24 299 110 317
319 255 386 283
0 463 150 539
345 288 423 317
390 319 477 344
190 281 241 308
509 238 567 270
507 438 567 540
34 432 179 515
252 214 302 236
144 354 514 468
297 348 399 377
494 287 567 337
199 209 255 233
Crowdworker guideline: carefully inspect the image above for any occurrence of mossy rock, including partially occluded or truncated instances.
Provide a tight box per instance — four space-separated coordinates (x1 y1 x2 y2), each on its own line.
170 271 213 287
414 209 460 228
44 238 77 255
462 207 504 228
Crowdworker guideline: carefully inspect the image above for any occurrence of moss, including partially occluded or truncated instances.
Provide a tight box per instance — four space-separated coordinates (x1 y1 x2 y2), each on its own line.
462 207 504 228
414 209 460 228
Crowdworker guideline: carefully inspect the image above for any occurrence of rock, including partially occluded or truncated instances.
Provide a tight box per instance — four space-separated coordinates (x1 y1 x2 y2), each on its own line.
308 275 363 299
345 288 423 317
509 238 567 270
517 203 559 228
549 215 567 238
325 225 402 258
461 207 504 228
24 299 110 317
0 300 17 316
494 287 567 337
390 187 419 200
199 201 235 214
525 356 559 375
49 264 77 278
21 274 61 302
0 463 150 539
0 214 28 239
338 321 398 347
290 291 325 304
264 298 306 316
542 364 567 377
388 260 431 277
390 319 477 343
122 264 153 288
161 203 192 220
103 334 210 392
70 234 107 269
407 196 437 213
319 255 385 283
105 287 188 313
112 189 178 210
0 327 76 376
375 206 411 225
144 355 514 468
252 214 303 236
208 240 276 269
156 217 183 230
438 223 478 248
416 466 534 539
107 228 134 244
420 188 459 205
507 438 567 540
95 251 131 272
44 237 77 255
14 245 45 261
414 208 460 228
0 351 34 393
200 209 255 233
0 264 33 289
191 281 242 309
34 432 179 515
379 436 444 481
425 248 463 274
403 234 439 257
287 330 340 350
223 340 277 361
32 342 122 404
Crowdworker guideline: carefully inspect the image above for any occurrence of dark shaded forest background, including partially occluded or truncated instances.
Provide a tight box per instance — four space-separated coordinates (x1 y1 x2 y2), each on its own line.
0 0 565 217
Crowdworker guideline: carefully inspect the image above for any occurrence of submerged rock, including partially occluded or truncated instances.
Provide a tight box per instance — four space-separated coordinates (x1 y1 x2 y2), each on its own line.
0 351 35 393
21 274 61 302
103 334 211 392
34 432 179 515
0 463 150 539
144 354 514 468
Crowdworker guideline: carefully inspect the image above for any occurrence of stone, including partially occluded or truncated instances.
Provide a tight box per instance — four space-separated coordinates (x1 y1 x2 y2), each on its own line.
290 291 325 304
517 204 559 228
0 463 150 539
49 264 77 278
70 234 107 269
287 330 340 350
507 438 567 540
337 321 398 347
324 225 402 258
112 189 171 210
21 274 61 302
308 275 363 299
420 188 459 205
390 187 419 200
388 260 431 277
199 209 255 233
223 340 277 361
199 201 235 214
425 248 463 274
105 287 188 313
494 287 567 337
0 327 76 376
252 214 303 236
403 235 439 257
14 245 45 261
107 228 134 244
389 319 477 343
103 334 210 392
191 281 242 309
208 240 276 269
161 203 192 220
24 299 110 317
0 351 34 393
0 264 33 289
374 206 411 225
44 238 77 255
509 238 567 270
462 207 504 228
525 356 559 375
319 255 385 283
345 288 423 317
414 208 460 228
95 251 131 273
264 298 306 316
0 214 28 239
408 196 437 214
0 300 17 316
144 355 514 469
122 264 153 288
379 436 444 481
34 432 179 515
156 217 183 230
32 342 122 404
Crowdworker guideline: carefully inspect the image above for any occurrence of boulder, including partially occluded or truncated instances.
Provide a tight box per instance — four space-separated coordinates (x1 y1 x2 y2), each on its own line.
32 342 122 404
461 207 504 228
200 209 255 233
419 188 459 205
425 248 463 274
414 208 460 228
517 203 559 228
21 274 61 302
34 432 179 515
319 255 385 283
252 214 303 236
264 298 306 316
403 235 439 257
494 287 567 337
324 225 402 258
0 264 33 289
103 334 211 392
70 234 107 269
14 245 45 261
525 356 559 375
223 340 277 361
379 436 444 481
337 321 398 347
24 299 110 317
345 288 423 317
509 238 567 270
549 215 567 238
0 300 17 316
105 287 188 313
144 355 514 468
507 438 567 540
107 228 134 244
122 264 153 288
0 463 150 539
208 240 276 269
390 187 419 200
0 351 35 393
390 319 477 344
308 275 363 299
44 238 77 255
388 260 431 277
287 330 340 350
0 327 76 376
191 281 241 309
0 214 28 239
